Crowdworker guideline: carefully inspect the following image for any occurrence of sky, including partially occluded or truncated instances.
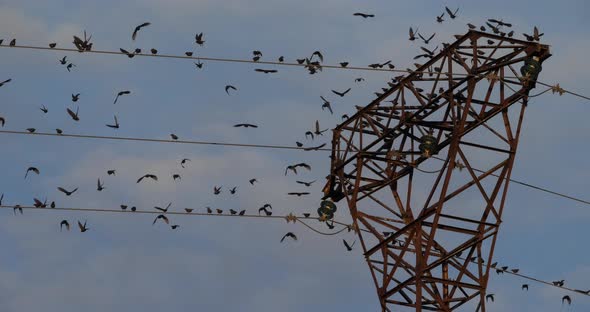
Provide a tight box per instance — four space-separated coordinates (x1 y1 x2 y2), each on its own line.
0 0 589 311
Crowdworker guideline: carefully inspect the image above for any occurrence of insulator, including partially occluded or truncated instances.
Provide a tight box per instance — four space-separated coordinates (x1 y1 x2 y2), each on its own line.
520 56 542 89
419 133 437 157
317 200 338 220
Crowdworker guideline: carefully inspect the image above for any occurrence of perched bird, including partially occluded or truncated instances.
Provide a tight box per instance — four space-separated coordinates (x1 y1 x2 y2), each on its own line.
331 88 351 97
49 43 57 48
107 170 116 176
320 96 333 114
60 220 70 231
340 62 349 68
511 269 519 274
0 116 4 127
77 220 89 232
254 68 278 74
238 210 246 215
343 239 355 251
562 295 571 306
285 163 311 175
185 51 193 56
57 187 78 196
170 133 179 140
26 128 36 133
523 26 543 41
225 85 237 95
120 48 135 58
296 141 303 147
280 232 297 242
120 205 127 210
152 214 169 225
106 115 120 129
66 107 80 121
216 209 223 214
445 6 459 19
552 280 565 287
185 208 193 213
485 294 494 302
409 27 419 41
132 22 151 40
258 206 272 216
353 13 374 18
214 186 222 195
40 105 48 114
436 13 444 23
354 77 364 82
9 39 16 46
97 178 105 191
179 158 190 168
303 213 310 218
229 209 237 215
71 93 80 102
249 178 258 185
419 33 436 44
195 32 205 45
287 192 310 197
13 205 23 215
55 128 62 134
521 284 528 291
234 123 258 128
296 180 316 187
113 90 131 104
278 56 284 62
155 202 172 213
25 167 40 179
206 207 212 214
136 174 158 183
150 48 158 54
303 143 326 151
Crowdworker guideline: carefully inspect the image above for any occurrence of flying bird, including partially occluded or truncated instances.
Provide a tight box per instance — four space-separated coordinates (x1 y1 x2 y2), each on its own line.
71 93 80 102
419 33 436 44
409 27 419 41
249 178 258 185
113 90 131 104
40 105 48 114
136 174 158 183
485 294 494 302
521 284 528 291
320 96 332 114
310 50 324 62
171 225 180 229
172 174 181 181
214 186 222 195
152 214 169 225
195 32 205 45
0 116 4 127
303 143 326 151
25 167 40 179
234 123 258 128
106 115 119 129
59 56 68 65
155 202 172 213
562 295 571 306
120 48 135 58
280 232 297 242
66 107 80 121
225 85 237 95
487 19 512 27
343 239 355 251
353 12 374 18
57 187 78 196
314 120 328 135
229 187 237 194
445 6 459 19
132 22 151 40
97 178 105 191
107 170 116 176
0 78 11 87
331 88 351 97
254 68 278 74
287 192 310 197
285 163 311 175
77 220 89 232
60 220 70 231
436 13 444 23
296 180 316 187
181 158 190 168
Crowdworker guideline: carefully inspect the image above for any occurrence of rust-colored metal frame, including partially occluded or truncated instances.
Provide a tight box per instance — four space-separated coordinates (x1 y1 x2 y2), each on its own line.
323 31 550 311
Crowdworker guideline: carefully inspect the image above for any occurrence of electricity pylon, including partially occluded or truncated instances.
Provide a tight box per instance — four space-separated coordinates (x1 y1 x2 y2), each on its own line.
323 30 550 311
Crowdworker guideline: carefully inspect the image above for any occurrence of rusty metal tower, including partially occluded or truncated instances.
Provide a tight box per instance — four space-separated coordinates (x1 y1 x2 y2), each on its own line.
323 31 550 311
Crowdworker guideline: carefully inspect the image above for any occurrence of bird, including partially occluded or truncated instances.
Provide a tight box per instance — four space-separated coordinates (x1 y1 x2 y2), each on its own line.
24 167 40 179
285 163 311 175
180 158 191 168
214 186 222 195
26 128 36 133
136 174 158 183
40 105 48 114
261 203 272 210
216 209 223 214
511 269 519 274
249 178 258 185
225 85 237 95
354 77 364 82
314 120 328 136
562 295 571 306
172 174 181 181
49 43 57 48
310 50 324 63
523 27 543 42
552 280 565 287
71 93 80 102
331 88 351 97
59 56 68 65
467 23 476 29
436 13 444 23
278 56 284 62
258 206 272 216
185 51 193 56
419 33 436 44
77 220 89 232
485 294 494 302
195 32 205 45
120 205 128 210
343 239 355 251
33 198 47 208
171 225 180 229
155 202 172 213
340 62 349 68
287 192 310 197
320 96 333 114
152 214 169 225
113 90 131 104
13 205 23 215
296 180 316 187
206 207 212 214
151 48 158 54
185 208 193 213
254 68 278 74
234 123 258 128
9 39 15 46
107 170 116 176
55 128 62 134
106 115 120 129
421 46 437 56
229 187 238 194
409 27 419 41
67 63 76 72
487 19 512 28
305 131 314 140
0 78 11 88
57 187 78 196
97 179 105 191
60 220 70 231
353 13 374 18
0 116 4 127
296 142 303 147
229 209 237 215
521 284 528 291
0 193 3 206
445 6 459 19
303 143 326 151
132 22 151 40
170 134 179 140
280 232 297 242
239 210 246 215
303 213 310 218
66 107 80 121
120 48 135 58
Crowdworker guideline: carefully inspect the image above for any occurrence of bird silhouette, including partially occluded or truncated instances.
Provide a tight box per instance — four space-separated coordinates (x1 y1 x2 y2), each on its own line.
120 48 135 58
234 123 258 128
66 107 80 121
285 163 311 175
258 206 272 216
521 284 528 291
303 143 326 151
485 294 494 302
353 13 374 18
340 62 349 67
13 205 23 215
57 187 78 196
195 33 205 45
229 209 237 215
280 232 297 242
132 22 151 40
249 178 258 185
71 93 80 102
24 167 40 179
436 13 444 23
314 120 328 135
296 180 316 187
409 27 419 41
77 220 89 232
225 85 237 95
171 225 180 229
107 170 116 176
214 186 222 195
49 43 57 48
60 220 70 231
343 239 355 251
106 115 119 129
320 96 333 114
40 105 48 114
419 33 436 44
59 56 68 65
229 187 238 194
172 174 181 181
97 179 105 191
445 6 459 19
9 39 16 46
287 192 310 197
136 174 158 183
152 214 169 225
151 48 158 54
155 202 172 213
254 68 278 74
0 116 4 127
562 295 571 306
331 88 351 97
552 280 565 287
26 128 36 133
113 90 131 104
185 208 193 213
180 158 191 168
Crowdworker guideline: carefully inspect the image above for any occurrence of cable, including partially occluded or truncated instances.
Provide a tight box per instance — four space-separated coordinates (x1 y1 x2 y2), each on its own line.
0 204 353 233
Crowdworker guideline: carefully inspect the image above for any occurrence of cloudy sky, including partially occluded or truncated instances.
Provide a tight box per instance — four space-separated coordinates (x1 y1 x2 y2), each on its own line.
0 0 588 311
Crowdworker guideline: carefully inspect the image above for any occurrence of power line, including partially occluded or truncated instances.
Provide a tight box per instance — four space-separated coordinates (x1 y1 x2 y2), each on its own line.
2 44 589 103
2 129 590 208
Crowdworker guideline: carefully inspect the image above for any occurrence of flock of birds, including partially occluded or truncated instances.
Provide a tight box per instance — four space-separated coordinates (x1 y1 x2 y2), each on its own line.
1 5 585 308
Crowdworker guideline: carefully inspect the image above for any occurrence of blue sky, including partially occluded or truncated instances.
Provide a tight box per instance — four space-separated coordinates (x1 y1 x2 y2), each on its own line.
0 0 589 311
